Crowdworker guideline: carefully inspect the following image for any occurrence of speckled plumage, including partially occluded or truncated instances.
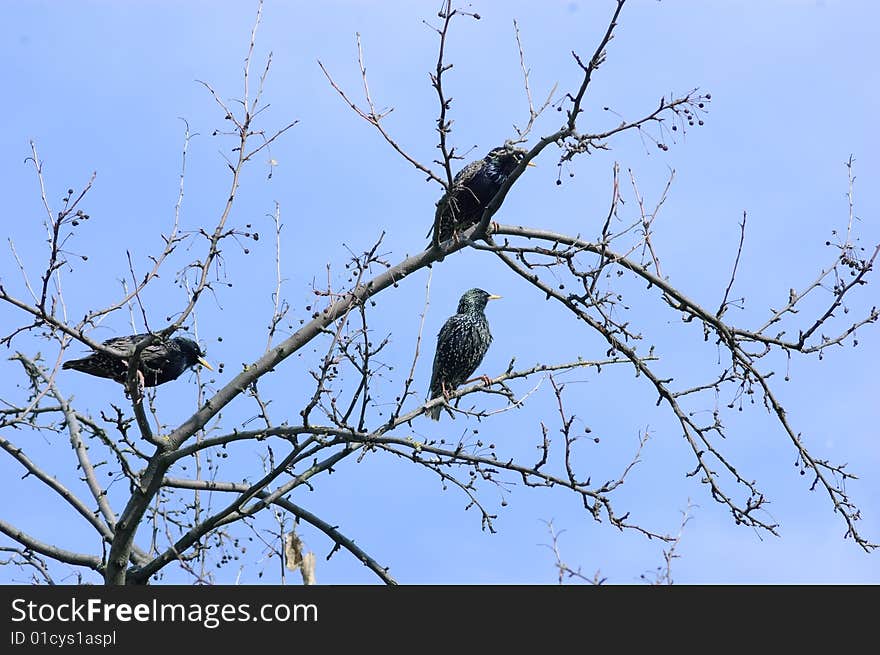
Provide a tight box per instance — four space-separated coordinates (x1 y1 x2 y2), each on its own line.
430 146 529 244
62 333 211 388
427 289 499 420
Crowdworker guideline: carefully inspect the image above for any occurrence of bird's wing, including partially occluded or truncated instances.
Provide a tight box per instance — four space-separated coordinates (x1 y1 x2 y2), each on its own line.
427 185 456 240
453 159 480 184
102 335 144 355
140 339 177 367
102 334 168 366
428 316 458 393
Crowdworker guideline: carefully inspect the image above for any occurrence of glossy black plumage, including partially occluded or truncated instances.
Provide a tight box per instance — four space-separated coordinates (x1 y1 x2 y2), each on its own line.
427 289 499 420
62 333 211 388
430 146 529 244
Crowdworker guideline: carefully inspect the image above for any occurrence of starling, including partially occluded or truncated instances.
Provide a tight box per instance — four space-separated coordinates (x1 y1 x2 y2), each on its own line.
427 288 501 420
62 333 213 388
429 145 534 245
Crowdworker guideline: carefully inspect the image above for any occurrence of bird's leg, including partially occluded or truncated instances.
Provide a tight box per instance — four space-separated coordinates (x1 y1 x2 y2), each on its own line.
436 381 460 419
120 361 137 401
125 370 145 403
123 360 146 402
465 374 493 387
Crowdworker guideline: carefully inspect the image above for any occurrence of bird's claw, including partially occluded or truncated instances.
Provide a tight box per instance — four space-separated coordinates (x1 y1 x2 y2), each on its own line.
465 374 493 387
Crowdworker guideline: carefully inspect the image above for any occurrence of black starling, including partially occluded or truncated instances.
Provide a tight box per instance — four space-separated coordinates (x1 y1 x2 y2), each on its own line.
62 333 213 388
429 145 533 245
427 288 501 420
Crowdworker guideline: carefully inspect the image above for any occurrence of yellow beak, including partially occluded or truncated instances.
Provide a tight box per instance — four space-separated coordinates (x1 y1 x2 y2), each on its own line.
526 161 537 167
488 295 503 301
197 357 214 371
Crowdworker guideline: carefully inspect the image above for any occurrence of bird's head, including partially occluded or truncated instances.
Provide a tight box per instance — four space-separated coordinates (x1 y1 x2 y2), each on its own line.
176 337 214 372
484 145 535 178
457 288 502 314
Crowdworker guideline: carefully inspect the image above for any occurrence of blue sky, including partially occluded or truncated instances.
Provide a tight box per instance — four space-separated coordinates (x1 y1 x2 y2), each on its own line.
1 0 878 584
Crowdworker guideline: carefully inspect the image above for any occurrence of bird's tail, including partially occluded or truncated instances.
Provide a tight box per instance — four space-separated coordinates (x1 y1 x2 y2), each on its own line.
427 386 443 420
62 359 84 371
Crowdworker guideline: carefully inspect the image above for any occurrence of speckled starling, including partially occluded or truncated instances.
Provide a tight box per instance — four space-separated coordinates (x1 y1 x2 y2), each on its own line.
62 333 213 388
427 288 501 420
429 145 533 244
